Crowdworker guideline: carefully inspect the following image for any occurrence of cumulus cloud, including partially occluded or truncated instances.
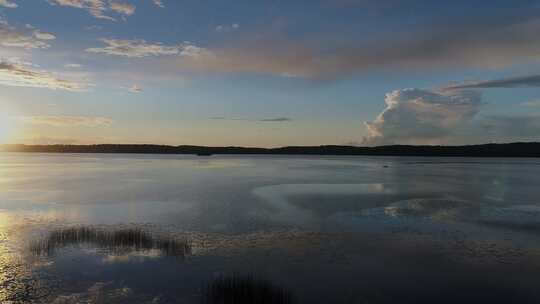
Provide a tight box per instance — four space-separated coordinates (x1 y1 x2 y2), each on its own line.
47 0 135 21
0 0 17 8
0 20 55 49
86 39 204 58
363 89 482 145
152 0 164 8
0 61 88 91
447 74 540 89
18 116 113 127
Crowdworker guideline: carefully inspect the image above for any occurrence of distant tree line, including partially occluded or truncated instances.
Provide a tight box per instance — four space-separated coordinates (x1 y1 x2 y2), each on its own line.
1 142 540 157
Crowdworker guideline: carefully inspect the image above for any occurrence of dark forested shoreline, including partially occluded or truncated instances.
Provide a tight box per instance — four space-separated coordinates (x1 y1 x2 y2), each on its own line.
1 142 540 157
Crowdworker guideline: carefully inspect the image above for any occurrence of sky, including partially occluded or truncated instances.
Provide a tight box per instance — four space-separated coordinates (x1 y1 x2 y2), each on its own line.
0 0 540 147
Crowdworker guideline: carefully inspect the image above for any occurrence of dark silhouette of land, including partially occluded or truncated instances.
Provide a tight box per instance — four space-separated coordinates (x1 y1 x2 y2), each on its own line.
2 142 540 157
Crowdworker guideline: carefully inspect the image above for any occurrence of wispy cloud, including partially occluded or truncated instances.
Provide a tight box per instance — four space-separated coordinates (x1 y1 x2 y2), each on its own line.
23 136 80 145
84 25 103 31
215 23 240 33
259 117 292 122
446 75 540 89
480 114 540 140
176 16 540 79
86 39 205 58
109 1 135 16
128 84 141 93
0 0 17 8
210 116 293 122
18 115 113 127
86 39 178 57
0 61 88 91
32 30 56 40
64 63 83 68
521 100 540 107
47 0 136 21
0 20 55 49
151 0 164 8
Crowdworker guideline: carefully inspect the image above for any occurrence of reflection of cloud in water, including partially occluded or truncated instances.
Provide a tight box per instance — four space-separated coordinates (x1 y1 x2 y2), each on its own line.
51 282 134 304
193 159 252 169
252 183 390 223
102 248 163 264
384 197 478 220
479 205 540 232
30 227 191 259
255 183 388 196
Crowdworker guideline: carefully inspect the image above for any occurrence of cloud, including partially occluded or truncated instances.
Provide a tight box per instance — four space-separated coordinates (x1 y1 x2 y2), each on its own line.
18 116 113 127
210 116 293 122
177 41 321 78
84 25 103 31
521 100 540 107
0 61 88 91
178 44 210 58
24 136 80 145
86 39 204 58
215 23 240 33
151 0 164 8
363 89 482 145
128 84 141 93
32 30 56 40
47 0 135 21
109 1 135 15
176 15 540 79
259 117 292 122
446 75 540 89
0 0 17 8
64 63 82 68
479 115 540 140
0 20 55 49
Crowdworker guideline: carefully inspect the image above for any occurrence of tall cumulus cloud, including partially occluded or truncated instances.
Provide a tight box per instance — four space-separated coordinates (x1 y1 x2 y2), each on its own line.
363 89 482 145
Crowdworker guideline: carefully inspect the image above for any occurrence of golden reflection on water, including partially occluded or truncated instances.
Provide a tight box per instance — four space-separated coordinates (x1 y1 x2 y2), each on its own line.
0 212 55 303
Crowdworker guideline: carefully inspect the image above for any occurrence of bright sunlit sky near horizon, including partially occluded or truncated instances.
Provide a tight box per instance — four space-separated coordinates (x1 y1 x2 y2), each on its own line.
1 0 540 147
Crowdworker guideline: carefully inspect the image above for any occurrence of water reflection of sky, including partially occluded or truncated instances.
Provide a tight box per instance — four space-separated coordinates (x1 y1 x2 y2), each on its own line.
1 153 540 303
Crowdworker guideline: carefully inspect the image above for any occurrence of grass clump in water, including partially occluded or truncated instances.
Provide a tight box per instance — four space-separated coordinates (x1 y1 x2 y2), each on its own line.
29 226 191 259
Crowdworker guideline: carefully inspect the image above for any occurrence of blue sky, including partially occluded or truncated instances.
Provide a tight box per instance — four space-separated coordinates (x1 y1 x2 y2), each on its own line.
0 0 539 146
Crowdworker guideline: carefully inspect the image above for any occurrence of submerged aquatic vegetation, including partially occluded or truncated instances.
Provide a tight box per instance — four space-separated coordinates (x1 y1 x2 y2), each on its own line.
29 227 191 258
202 274 294 304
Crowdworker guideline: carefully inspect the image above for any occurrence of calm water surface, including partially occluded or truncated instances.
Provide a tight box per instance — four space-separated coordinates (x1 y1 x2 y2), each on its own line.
1 153 540 303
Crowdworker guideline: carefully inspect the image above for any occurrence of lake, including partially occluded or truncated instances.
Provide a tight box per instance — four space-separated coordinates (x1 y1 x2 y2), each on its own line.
1 153 540 303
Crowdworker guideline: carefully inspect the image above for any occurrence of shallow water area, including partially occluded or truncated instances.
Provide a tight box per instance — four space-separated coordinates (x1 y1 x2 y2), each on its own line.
1 153 540 303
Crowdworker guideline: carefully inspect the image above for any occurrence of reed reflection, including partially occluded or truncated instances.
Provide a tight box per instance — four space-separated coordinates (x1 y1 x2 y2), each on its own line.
202 274 294 304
